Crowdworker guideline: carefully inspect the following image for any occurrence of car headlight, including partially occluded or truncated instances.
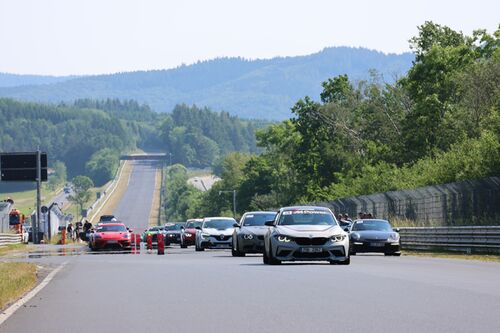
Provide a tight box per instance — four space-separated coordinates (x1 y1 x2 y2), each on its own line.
332 234 346 242
185 233 192 237
388 233 399 241
351 232 360 240
201 233 211 239
94 234 102 239
123 233 130 239
243 234 254 240
277 235 292 242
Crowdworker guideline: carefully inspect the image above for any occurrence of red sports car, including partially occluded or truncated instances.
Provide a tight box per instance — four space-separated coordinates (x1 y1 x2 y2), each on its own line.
89 223 131 251
181 219 203 248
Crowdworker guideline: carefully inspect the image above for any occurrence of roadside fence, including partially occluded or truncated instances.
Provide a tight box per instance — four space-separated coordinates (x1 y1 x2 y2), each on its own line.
399 226 500 254
0 233 22 246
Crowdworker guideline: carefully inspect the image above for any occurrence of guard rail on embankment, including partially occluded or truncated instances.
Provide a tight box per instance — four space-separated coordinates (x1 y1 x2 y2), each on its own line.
399 226 500 254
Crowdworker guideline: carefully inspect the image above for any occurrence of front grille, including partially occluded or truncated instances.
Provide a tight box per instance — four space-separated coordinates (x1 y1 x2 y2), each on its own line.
277 249 292 256
295 237 328 246
294 251 330 258
257 236 264 240
212 235 231 241
331 248 345 257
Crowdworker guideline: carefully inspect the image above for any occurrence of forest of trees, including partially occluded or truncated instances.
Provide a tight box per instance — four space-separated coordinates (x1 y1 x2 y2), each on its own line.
0 98 263 188
163 22 500 221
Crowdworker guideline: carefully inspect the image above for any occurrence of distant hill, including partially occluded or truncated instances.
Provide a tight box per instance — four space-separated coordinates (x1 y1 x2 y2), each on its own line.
0 47 413 120
0 72 79 87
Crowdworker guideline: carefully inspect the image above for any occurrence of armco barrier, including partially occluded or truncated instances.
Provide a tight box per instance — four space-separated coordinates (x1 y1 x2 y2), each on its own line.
399 226 500 254
0 233 22 246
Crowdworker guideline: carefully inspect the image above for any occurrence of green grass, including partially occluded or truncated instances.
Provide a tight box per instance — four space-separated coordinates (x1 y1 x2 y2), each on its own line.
403 250 500 262
186 168 213 178
0 262 37 310
0 186 61 216
0 243 28 256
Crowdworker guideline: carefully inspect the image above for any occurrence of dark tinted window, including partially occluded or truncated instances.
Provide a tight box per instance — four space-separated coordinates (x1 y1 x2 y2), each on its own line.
278 210 336 226
242 213 276 226
204 219 235 229
97 225 127 232
165 224 181 231
352 220 392 232
186 221 202 228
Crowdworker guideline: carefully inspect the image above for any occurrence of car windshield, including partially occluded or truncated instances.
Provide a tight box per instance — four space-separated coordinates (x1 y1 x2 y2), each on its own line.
148 227 163 232
165 224 181 231
204 219 235 230
186 221 202 228
242 213 276 226
97 225 127 232
278 210 336 226
352 220 392 232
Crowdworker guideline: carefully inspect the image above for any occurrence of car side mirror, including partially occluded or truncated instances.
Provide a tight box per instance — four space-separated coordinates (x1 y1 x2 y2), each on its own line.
233 223 240 228
264 221 275 227
195 226 202 230
393 228 400 233
344 227 350 232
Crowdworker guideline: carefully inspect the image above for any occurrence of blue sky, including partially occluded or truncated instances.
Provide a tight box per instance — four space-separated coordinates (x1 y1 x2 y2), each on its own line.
0 0 498 75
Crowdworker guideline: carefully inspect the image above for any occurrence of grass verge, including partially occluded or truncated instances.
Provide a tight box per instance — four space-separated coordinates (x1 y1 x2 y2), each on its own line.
149 167 162 227
0 262 37 310
403 250 500 263
0 244 28 256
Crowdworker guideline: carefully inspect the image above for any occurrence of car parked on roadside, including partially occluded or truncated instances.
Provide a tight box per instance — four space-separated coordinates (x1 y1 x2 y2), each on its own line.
346 219 401 256
195 217 237 251
232 211 277 256
263 206 350 265
99 215 117 223
181 219 203 248
88 223 131 251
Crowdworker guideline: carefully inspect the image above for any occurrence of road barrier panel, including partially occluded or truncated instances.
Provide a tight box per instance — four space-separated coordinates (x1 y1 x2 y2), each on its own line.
146 234 153 251
157 234 165 255
399 226 500 254
0 233 22 246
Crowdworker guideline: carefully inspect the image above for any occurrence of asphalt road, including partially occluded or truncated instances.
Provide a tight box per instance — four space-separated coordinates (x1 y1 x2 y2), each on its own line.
112 160 158 231
1 249 500 333
1 159 499 332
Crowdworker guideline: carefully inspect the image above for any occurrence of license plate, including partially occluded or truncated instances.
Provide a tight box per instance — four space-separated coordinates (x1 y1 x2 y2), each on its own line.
301 247 323 253
370 242 384 247
107 240 118 244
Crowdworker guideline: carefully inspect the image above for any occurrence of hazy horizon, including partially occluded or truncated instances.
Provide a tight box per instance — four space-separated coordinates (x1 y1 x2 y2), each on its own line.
0 0 498 76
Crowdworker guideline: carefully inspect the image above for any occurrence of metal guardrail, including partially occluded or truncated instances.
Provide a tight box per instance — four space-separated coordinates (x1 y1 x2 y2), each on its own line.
399 226 500 254
0 233 22 246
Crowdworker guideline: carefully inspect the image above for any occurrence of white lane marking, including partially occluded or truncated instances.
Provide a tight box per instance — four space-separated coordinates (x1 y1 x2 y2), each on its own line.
0 262 67 326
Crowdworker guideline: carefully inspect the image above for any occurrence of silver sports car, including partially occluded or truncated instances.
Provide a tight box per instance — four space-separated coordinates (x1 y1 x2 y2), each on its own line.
263 206 350 265
232 211 277 256
195 217 236 251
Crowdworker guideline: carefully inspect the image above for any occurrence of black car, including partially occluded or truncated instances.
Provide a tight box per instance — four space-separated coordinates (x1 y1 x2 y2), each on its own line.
164 223 183 246
347 219 401 256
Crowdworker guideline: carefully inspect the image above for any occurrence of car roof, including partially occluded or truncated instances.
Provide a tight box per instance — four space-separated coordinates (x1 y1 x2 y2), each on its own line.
97 223 125 227
243 211 276 215
280 206 331 212
203 217 235 220
354 219 390 223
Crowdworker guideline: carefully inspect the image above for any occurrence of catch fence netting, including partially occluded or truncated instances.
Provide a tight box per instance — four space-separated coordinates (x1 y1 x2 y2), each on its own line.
316 177 500 226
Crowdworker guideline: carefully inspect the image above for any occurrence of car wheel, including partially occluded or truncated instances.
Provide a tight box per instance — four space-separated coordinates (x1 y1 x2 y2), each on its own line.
268 244 281 265
180 242 188 249
338 256 350 265
350 252 356 255
195 241 204 252
232 239 245 257
263 248 270 264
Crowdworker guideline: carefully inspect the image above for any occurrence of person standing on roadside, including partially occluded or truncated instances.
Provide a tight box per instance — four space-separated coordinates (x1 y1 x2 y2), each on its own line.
66 223 74 241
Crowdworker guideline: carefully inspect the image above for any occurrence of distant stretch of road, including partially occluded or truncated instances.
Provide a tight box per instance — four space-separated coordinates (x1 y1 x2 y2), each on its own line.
112 160 158 231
